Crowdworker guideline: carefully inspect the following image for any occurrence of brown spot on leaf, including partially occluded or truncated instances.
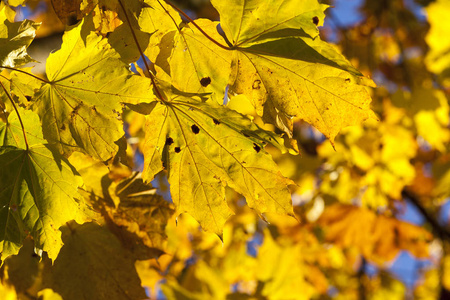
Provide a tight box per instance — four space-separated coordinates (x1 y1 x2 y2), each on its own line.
191 124 200 134
252 79 261 90
253 143 261 153
313 16 319 25
200 77 211 87
213 118 220 125
25 96 32 102
175 147 181 153
165 137 174 146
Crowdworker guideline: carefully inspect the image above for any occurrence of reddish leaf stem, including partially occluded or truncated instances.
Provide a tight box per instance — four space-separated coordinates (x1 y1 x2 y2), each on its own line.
162 0 232 50
117 0 166 102
0 80 29 150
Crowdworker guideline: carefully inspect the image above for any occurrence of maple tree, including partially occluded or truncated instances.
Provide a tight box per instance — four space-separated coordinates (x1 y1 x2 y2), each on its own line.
0 0 450 299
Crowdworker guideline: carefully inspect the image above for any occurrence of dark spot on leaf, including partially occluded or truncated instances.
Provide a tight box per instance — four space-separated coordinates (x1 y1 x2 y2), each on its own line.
25 96 32 102
165 137 174 146
175 147 181 153
313 16 319 25
61 124 66 130
162 160 167 168
252 79 261 90
253 143 261 153
191 124 200 134
345 78 351 83
200 77 211 87
243 133 250 137
213 118 220 125
92 105 97 112
106 32 111 38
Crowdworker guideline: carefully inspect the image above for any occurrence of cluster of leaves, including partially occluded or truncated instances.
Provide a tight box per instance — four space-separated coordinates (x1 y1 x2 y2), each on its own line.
0 0 449 299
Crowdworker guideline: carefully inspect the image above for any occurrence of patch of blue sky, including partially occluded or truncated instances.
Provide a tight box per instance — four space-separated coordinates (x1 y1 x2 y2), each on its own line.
388 251 432 288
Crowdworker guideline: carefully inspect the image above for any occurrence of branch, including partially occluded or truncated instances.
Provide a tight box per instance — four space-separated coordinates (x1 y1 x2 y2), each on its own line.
117 0 166 102
402 189 450 240
162 0 232 50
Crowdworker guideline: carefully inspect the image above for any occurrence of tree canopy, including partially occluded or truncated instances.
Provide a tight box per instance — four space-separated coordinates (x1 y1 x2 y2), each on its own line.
1 0 450 299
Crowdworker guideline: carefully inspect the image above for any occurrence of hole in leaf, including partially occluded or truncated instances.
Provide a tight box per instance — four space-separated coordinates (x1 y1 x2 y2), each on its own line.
200 77 211 87
191 124 200 134
313 16 319 25
175 147 181 153
253 143 261 153
213 118 220 125
165 137 174 146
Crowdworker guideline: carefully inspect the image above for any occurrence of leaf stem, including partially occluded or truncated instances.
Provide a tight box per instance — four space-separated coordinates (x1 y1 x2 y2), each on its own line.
162 0 232 50
0 81 29 150
117 0 166 102
0 66 50 83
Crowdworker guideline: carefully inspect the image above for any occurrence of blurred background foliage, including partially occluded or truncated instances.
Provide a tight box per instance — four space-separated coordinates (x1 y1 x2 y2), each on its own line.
2 0 450 299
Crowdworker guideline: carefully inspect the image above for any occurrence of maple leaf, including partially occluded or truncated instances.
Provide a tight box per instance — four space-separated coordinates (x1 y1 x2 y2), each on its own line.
28 17 153 161
139 84 294 236
158 0 376 142
43 222 147 300
0 5 39 68
0 109 89 261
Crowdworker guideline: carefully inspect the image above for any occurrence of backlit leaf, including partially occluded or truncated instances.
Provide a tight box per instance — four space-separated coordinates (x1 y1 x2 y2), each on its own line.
210 0 376 141
31 17 153 160
0 145 89 261
0 108 89 261
140 85 294 236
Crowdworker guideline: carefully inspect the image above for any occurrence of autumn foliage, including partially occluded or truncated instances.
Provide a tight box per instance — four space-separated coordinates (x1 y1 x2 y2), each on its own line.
0 0 450 299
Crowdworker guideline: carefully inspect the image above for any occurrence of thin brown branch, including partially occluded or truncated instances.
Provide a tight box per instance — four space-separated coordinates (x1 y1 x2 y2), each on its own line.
402 189 450 240
163 0 232 50
116 0 166 101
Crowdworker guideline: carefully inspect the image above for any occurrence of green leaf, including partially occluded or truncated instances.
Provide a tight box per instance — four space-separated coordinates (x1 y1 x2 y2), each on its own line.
31 18 153 161
140 85 294 236
0 105 89 261
43 222 147 300
204 0 377 142
0 5 39 68
0 145 89 261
